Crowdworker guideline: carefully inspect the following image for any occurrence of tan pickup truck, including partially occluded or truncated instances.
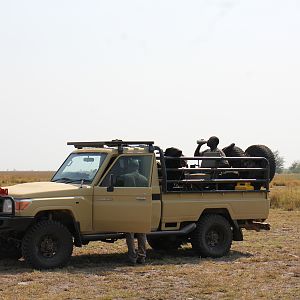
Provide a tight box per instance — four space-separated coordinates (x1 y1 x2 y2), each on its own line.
0 140 271 269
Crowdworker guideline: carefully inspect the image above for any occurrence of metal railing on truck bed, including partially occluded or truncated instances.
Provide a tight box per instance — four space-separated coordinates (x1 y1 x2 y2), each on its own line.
154 147 270 193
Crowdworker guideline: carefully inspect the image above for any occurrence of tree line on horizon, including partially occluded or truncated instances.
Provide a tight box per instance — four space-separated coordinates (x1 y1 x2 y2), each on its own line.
273 150 300 174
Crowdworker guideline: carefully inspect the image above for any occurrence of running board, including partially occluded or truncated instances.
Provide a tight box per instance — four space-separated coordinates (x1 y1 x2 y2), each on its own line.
81 233 125 242
147 223 196 237
81 223 197 241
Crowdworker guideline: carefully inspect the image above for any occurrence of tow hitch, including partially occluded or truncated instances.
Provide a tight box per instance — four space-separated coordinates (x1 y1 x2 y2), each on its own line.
243 221 271 232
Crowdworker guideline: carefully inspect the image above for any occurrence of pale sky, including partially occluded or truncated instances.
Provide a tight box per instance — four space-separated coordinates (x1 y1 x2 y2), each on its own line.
0 0 299 170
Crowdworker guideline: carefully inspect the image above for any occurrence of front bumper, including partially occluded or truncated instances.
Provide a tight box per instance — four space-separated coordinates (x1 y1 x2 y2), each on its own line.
0 216 34 232
0 196 34 233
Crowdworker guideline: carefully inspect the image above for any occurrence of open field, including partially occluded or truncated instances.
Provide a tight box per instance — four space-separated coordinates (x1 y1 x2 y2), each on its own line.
0 171 54 186
0 210 299 300
270 174 300 211
0 172 299 299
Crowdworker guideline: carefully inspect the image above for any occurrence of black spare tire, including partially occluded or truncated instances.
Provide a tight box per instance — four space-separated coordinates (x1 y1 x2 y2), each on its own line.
245 144 276 182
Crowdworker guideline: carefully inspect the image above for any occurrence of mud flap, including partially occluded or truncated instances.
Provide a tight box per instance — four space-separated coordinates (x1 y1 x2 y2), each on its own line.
232 220 243 241
73 221 83 247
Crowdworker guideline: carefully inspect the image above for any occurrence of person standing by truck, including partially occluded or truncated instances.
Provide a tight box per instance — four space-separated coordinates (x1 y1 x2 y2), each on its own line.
125 233 147 265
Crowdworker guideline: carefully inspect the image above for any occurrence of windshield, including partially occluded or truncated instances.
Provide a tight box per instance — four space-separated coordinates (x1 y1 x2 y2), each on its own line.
52 153 107 184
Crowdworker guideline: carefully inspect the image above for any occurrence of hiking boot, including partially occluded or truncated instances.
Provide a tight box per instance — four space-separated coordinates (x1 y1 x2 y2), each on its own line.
127 256 137 266
136 257 146 264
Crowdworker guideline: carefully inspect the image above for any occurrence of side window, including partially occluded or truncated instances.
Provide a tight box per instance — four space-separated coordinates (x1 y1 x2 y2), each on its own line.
100 155 152 187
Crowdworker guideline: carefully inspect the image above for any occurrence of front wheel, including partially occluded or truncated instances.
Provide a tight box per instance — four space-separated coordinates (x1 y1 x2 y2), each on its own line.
22 220 73 269
191 214 232 258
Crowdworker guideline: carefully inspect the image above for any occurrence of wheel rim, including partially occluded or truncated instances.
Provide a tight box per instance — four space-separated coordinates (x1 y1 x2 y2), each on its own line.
205 229 223 248
39 235 58 258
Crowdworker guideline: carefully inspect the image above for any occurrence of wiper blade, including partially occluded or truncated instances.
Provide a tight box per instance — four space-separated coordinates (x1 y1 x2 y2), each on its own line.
52 177 73 183
52 178 91 184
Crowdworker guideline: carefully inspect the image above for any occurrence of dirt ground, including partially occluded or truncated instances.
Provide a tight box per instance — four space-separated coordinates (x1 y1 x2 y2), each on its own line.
0 209 299 300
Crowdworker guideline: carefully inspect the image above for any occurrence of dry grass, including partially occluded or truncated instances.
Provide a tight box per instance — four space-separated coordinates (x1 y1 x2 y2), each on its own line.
0 210 299 299
0 172 299 299
0 171 54 186
270 187 300 211
270 174 300 211
271 173 300 187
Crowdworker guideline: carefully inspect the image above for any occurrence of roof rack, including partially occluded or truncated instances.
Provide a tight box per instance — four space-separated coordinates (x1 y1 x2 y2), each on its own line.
67 139 155 153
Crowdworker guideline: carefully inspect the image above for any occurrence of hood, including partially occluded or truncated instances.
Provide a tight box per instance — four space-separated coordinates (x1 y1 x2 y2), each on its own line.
6 181 81 198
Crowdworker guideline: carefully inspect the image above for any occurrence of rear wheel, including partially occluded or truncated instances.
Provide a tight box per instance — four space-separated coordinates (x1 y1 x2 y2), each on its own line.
191 214 232 258
22 220 73 269
147 235 182 251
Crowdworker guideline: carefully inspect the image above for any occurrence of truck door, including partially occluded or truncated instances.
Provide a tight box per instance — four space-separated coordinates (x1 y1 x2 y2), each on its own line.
93 154 153 233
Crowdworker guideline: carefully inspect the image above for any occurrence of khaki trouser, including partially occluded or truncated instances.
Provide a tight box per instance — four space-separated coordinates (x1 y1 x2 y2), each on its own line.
125 233 147 263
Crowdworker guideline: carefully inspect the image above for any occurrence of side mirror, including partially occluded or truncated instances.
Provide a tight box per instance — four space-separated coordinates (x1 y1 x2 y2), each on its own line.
107 174 116 192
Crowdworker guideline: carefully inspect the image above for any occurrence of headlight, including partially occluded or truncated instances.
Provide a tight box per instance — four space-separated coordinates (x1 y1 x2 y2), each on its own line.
2 198 13 214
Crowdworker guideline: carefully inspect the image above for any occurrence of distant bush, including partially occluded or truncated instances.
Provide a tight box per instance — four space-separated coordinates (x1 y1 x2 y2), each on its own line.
273 150 285 174
289 161 300 173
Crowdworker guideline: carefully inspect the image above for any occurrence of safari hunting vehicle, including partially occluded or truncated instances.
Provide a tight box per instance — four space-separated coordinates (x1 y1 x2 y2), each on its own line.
0 140 273 269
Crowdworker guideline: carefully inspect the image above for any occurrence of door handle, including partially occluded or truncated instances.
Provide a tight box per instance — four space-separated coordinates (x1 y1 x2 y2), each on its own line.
136 197 146 201
97 197 113 201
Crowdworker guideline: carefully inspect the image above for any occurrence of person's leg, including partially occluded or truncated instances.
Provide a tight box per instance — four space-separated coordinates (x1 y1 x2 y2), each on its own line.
136 233 147 264
125 233 137 264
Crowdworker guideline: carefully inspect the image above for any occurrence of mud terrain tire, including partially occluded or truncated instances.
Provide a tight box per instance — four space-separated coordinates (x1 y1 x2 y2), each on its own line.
191 214 232 258
245 144 276 182
22 220 73 269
